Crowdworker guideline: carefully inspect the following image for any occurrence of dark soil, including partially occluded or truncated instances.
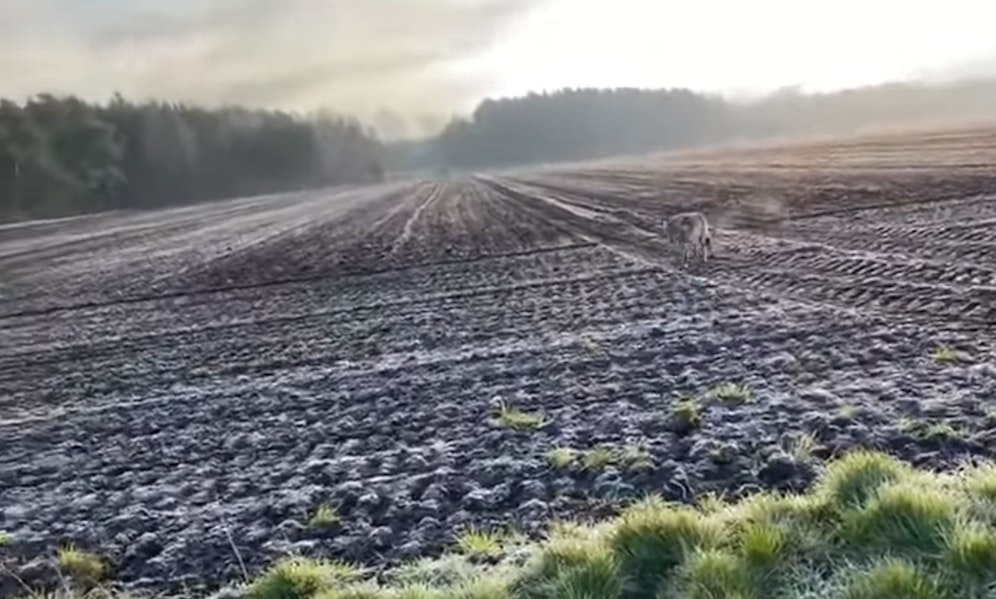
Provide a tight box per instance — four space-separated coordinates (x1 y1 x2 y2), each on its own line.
3 129 996 596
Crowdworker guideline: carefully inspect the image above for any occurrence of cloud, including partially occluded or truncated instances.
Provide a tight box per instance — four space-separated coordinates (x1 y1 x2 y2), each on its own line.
0 0 535 137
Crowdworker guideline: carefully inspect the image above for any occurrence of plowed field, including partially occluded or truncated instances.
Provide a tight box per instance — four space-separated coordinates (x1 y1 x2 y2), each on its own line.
4 126 996 596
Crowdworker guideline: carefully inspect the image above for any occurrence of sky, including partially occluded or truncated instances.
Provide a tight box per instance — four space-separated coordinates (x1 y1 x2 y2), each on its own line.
2 0 996 138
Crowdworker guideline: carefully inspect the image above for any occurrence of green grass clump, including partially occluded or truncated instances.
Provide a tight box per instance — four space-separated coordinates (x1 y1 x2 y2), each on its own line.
447 576 510 599
546 550 620 599
391 554 483 588
733 492 832 559
839 481 957 555
708 383 753 405
456 528 504 559
900 418 962 443
394 585 447 599
0 530 9 545
546 447 577 470
930 345 964 365
670 398 702 434
493 401 547 431
609 497 726 594
617 444 654 472
965 463 996 501
678 548 755 599
816 450 909 507
513 524 619 599
316 586 385 599
924 423 961 442
576 444 655 473
736 520 787 569
842 558 940 599
837 403 858 420
248 557 364 599
945 522 996 583
308 503 341 529
56 545 108 587
785 433 819 462
582 446 618 472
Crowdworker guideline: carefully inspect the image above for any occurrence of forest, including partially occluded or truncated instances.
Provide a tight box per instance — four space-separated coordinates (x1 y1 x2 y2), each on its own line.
426 78 996 170
0 94 385 222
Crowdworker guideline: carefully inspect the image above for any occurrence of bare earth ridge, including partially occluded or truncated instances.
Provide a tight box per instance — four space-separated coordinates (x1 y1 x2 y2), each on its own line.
3 126 996 596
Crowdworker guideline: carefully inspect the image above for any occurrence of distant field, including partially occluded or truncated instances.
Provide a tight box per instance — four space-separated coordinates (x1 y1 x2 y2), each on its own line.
2 125 996 596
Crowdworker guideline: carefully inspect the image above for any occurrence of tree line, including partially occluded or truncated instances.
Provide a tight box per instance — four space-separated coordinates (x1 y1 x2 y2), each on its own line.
423 79 996 171
7 79 996 222
0 94 385 222
435 88 731 168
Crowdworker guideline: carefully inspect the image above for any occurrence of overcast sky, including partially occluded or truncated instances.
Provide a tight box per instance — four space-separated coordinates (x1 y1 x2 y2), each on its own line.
2 0 996 136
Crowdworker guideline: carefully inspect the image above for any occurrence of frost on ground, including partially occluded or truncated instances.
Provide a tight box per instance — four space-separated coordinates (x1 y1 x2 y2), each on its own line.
3 128 996 596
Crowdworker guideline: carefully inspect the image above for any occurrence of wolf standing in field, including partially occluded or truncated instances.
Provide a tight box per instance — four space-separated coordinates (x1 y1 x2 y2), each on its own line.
664 211 712 268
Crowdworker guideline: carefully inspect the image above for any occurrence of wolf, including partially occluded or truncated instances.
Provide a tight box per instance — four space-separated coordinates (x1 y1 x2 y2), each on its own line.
664 211 712 267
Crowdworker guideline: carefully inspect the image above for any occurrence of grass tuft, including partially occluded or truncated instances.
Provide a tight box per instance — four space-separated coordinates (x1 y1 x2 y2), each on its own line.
679 548 755 599
582 446 618 472
965 464 996 501
456 528 504 559
930 345 963 365
546 447 577 470
708 383 753 405
448 576 510 599
737 520 787 569
493 401 547 431
817 450 909 508
581 336 600 353
609 497 725 595
0 530 9 545
837 403 858 420
670 398 702 434
944 522 996 581
248 556 363 599
577 444 654 472
316 585 387 599
922 422 961 442
734 492 832 558
56 545 107 586
786 433 819 462
548 550 620 599
900 418 962 442
617 444 654 473
308 503 340 529
513 524 619 599
391 554 482 588
839 481 957 556
394 586 446 599
842 558 939 599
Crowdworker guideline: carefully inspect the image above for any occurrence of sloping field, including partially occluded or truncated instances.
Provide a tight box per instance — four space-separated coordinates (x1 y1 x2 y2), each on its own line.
3 127 996 596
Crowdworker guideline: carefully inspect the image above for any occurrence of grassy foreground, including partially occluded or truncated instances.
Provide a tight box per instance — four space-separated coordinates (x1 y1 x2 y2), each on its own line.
14 450 996 599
